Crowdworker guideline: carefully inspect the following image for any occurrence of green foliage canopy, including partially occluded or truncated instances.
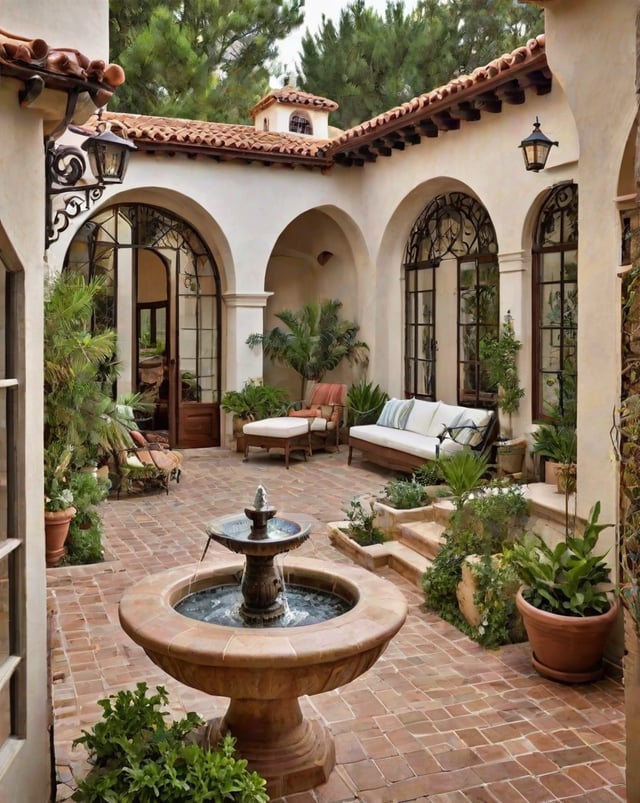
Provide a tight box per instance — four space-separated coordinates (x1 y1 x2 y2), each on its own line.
297 0 543 129
109 0 304 122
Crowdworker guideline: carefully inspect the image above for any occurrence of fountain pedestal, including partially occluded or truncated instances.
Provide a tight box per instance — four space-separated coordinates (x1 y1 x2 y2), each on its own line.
205 698 334 797
119 489 407 796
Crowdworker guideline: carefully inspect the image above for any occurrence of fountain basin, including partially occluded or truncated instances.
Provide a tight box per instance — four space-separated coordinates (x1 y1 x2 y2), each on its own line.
119 556 408 796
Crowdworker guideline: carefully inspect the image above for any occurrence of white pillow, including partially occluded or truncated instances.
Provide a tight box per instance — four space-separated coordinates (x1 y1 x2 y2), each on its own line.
377 398 415 429
405 400 440 435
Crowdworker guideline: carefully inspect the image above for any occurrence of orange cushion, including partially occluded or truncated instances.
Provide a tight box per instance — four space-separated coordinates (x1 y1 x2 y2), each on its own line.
309 383 347 407
289 407 321 418
130 429 148 447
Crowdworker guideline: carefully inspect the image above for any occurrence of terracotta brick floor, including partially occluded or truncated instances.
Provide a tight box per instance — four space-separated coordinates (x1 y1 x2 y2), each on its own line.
49 447 627 802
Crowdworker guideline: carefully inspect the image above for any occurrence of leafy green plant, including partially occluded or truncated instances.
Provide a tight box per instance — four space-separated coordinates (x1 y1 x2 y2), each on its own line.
246 299 369 399
465 554 525 648
342 497 386 546
422 482 529 647
380 478 430 510
506 501 613 617
479 312 524 437
66 518 104 565
346 379 389 426
438 451 489 510
531 423 577 464
221 378 290 421
413 461 443 486
72 683 268 803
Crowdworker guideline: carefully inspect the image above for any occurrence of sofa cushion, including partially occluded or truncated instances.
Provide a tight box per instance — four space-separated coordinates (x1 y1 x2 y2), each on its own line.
426 402 467 437
377 398 415 429
350 424 441 460
405 399 440 435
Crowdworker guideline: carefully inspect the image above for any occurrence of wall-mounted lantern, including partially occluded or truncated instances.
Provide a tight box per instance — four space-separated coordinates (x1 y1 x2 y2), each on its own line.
519 117 558 172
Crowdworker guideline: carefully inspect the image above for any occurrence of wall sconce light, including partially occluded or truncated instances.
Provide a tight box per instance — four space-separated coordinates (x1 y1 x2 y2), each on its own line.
519 117 558 172
45 124 137 249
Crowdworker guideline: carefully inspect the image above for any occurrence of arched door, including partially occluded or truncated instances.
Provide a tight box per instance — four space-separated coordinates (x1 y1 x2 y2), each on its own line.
64 204 221 448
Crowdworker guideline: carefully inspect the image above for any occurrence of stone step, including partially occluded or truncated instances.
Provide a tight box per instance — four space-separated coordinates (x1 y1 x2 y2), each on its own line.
384 541 431 588
397 520 446 561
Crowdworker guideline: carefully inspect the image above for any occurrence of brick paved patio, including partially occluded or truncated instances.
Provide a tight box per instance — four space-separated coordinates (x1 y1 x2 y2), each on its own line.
48 447 626 801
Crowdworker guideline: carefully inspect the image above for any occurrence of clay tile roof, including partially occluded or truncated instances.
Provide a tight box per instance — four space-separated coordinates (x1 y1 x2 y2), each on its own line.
100 111 332 165
100 34 547 170
327 34 547 155
249 86 339 116
0 26 124 105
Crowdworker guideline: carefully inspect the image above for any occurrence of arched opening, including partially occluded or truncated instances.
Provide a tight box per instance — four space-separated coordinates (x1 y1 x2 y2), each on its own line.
289 113 313 135
64 203 222 448
403 191 498 405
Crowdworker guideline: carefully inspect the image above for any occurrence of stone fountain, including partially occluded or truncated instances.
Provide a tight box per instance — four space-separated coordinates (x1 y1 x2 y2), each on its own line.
119 486 408 797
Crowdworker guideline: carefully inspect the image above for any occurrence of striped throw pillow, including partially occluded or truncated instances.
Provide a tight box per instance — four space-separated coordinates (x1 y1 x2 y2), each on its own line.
377 398 415 429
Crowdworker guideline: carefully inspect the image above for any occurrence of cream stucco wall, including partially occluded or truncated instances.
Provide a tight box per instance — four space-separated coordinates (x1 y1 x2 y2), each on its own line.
0 0 111 797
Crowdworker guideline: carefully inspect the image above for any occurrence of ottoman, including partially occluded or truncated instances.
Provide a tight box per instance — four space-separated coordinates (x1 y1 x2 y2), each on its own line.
243 417 312 469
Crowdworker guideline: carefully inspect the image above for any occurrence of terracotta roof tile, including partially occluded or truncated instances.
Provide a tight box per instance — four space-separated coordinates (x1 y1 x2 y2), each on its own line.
0 26 124 105
101 34 547 169
100 112 331 162
327 34 546 152
249 86 339 116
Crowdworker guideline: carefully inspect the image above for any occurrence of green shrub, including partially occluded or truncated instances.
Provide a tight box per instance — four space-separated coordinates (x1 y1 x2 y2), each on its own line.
66 518 104 565
422 482 529 648
413 461 442 486
346 379 389 426
438 451 489 509
342 497 386 545
72 683 269 803
381 478 430 509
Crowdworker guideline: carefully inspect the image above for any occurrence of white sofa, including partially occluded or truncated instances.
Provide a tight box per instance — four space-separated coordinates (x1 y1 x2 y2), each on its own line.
348 398 497 474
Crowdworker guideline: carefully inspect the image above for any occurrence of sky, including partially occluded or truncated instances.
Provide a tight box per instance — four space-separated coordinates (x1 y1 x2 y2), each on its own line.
276 0 419 74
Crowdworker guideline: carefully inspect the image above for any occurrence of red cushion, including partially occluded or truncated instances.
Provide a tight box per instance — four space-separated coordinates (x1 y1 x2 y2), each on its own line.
130 429 147 447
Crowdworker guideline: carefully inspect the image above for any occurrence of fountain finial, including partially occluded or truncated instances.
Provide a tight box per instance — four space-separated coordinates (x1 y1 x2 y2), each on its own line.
254 485 268 510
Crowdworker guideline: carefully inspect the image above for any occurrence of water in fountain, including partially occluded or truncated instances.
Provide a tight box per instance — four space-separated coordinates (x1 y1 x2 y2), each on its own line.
176 485 354 627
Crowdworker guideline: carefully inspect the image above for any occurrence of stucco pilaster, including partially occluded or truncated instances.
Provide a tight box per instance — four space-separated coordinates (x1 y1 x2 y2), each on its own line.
222 292 272 443
498 250 531 438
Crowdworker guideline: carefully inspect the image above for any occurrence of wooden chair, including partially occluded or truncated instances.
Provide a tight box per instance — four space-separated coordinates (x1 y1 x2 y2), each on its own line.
288 382 347 451
114 429 182 497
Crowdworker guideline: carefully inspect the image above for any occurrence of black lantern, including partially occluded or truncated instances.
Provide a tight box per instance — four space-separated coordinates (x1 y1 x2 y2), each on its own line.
519 117 558 172
45 124 136 248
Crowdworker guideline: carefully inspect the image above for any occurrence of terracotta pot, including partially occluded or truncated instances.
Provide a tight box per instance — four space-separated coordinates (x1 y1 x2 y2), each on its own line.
44 506 76 568
544 460 561 485
516 588 618 683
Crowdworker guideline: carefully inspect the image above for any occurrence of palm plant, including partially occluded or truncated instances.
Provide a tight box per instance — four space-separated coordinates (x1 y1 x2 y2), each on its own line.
246 299 369 399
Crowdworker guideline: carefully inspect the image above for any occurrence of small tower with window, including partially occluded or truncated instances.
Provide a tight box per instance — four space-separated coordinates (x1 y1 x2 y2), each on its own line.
249 86 339 139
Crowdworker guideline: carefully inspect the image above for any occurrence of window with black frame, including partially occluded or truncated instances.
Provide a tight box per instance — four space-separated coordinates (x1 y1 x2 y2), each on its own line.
532 183 578 421
403 192 498 404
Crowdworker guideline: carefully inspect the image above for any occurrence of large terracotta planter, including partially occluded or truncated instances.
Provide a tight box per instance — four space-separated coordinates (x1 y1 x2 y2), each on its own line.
44 506 76 568
516 588 618 683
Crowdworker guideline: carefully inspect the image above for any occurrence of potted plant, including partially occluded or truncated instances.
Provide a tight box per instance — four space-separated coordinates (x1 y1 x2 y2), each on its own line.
345 379 389 427
506 501 618 683
44 444 76 568
221 379 291 451
479 311 526 475
531 423 577 492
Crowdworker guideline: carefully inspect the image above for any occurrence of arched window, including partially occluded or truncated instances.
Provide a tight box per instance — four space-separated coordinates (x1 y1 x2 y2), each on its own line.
532 183 578 421
403 192 498 404
289 113 313 135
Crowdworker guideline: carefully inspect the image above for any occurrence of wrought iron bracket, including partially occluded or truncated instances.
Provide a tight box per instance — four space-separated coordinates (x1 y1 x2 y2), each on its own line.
45 138 105 250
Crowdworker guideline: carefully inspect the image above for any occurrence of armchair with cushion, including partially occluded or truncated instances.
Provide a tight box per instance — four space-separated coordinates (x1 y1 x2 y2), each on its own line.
114 428 183 497
288 382 347 451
